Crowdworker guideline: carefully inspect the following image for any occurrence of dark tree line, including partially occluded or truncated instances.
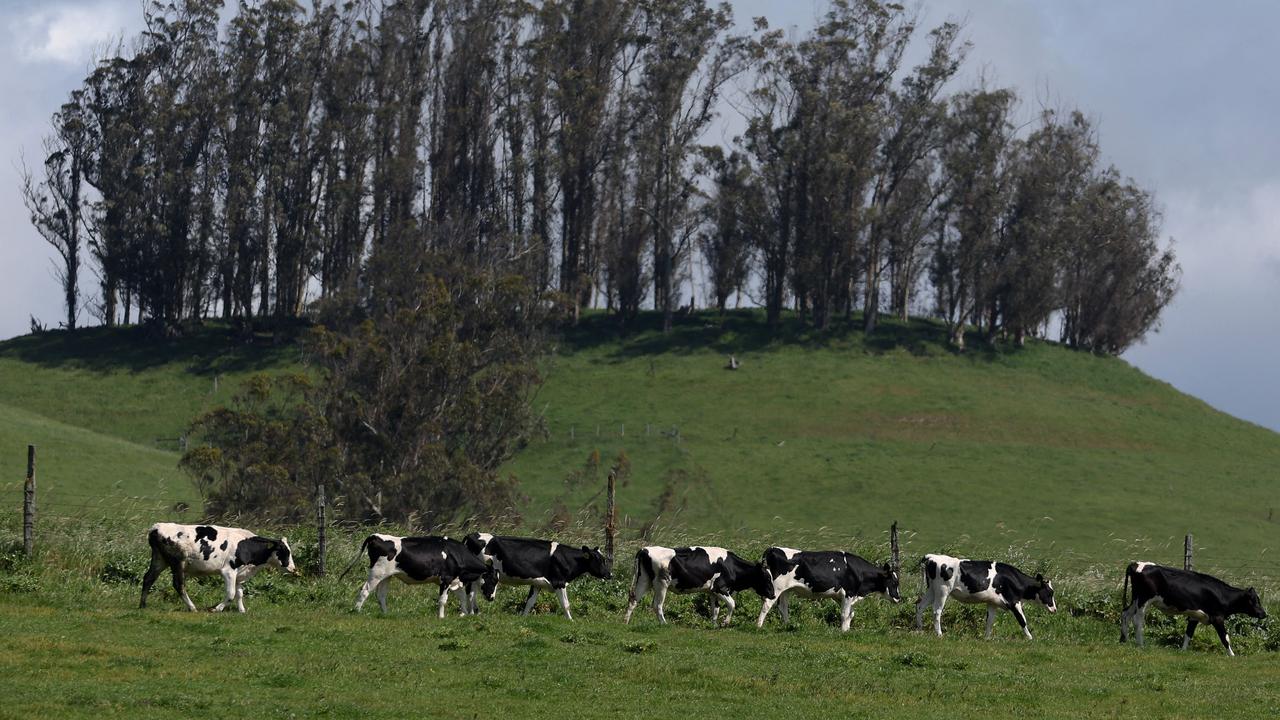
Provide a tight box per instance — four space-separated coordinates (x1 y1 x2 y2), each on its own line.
26 0 1176 353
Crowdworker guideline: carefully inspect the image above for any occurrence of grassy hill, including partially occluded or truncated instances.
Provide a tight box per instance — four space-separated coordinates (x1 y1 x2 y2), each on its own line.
1 311 1277 577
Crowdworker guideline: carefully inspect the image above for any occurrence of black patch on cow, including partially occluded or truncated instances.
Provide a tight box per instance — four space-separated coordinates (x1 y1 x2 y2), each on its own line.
487 536 608 589
231 537 277 569
220 541 228 551
195 526 217 542
199 540 214 561
925 559 937 581
959 561 993 594
667 548 714 591
366 535 399 565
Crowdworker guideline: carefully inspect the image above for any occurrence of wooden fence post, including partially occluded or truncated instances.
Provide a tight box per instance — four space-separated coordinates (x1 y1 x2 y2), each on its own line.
23 445 36 557
1184 533 1193 571
316 483 327 577
890 521 900 574
604 469 617 563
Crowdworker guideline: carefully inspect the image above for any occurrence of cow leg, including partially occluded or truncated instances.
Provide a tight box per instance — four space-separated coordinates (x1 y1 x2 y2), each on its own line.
375 578 391 613
914 592 929 631
437 580 453 619
555 586 573 621
235 583 246 614
212 567 238 612
779 593 791 624
354 568 380 612
931 591 947 637
1211 619 1233 656
839 595 854 632
1119 601 1133 643
717 593 736 626
170 562 196 612
625 565 651 624
1182 619 1199 650
521 586 540 616
139 548 166 609
984 605 998 639
453 584 470 616
652 579 669 624
1134 601 1147 647
468 580 481 614
756 597 777 627
1011 602 1032 640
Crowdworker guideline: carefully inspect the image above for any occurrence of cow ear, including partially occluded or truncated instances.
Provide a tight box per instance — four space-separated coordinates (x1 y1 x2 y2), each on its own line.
581 545 590 553
1035 573 1044 583
881 562 891 572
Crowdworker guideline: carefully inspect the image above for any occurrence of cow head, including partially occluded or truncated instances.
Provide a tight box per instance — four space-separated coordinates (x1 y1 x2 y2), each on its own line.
479 568 499 602
752 562 776 599
882 563 902 603
582 546 612 580
1240 587 1267 620
1035 573 1056 613
277 537 298 575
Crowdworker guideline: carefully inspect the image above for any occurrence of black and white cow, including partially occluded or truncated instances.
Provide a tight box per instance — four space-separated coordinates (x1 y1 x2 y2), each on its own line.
1120 561 1267 656
755 547 901 631
463 532 496 613
340 534 495 617
478 535 612 620
624 546 770 625
140 522 297 613
914 553 1056 639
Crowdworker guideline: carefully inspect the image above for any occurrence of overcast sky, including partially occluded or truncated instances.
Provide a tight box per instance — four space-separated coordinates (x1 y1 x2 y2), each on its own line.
3 1 1279 432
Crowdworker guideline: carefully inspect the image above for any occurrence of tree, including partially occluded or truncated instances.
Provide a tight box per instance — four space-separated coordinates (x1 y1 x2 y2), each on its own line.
184 238 560 526
931 87 1017 349
22 93 91 330
700 148 758 312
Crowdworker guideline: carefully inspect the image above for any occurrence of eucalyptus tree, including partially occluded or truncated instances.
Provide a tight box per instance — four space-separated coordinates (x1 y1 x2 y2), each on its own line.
21 92 91 330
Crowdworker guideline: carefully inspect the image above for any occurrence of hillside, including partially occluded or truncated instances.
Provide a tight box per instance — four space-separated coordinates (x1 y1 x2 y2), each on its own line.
1 312 1277 576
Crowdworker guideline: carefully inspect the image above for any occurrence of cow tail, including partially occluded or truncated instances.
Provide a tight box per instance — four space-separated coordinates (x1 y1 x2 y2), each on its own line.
629 549 651 601
338 536 373 581
1121 564 1131 612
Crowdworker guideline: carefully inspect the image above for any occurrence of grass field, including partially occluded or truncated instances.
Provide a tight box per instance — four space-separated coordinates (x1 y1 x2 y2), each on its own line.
1 517 1278 719
1 311 1278 577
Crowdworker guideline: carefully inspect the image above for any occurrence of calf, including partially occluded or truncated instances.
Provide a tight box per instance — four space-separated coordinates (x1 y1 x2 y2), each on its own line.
755 547 901 631
482 536 611 620
139 522 296 613
340 534 495 617
1120 561 1267 656
624 546 770 625
914 554 1056 639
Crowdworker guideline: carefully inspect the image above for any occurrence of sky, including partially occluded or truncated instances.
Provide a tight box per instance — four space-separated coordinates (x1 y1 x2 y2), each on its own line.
2 0 1279 432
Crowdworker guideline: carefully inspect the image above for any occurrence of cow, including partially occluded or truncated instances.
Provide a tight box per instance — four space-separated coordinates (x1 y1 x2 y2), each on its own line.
479 535 611 620
463 532 496 613
755 547 901 632
339 534 495 618
1119 561 1267 656
914 553 1056 639
624 546 771 625
139 522 297 613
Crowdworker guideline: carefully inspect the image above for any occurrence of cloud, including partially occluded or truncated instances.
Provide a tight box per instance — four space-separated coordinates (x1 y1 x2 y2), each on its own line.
10 1 130 65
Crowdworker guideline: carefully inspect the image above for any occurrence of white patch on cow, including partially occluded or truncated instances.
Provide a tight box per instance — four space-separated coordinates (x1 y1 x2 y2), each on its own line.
699 546 728 565
777 547 800 560
549 541 559 557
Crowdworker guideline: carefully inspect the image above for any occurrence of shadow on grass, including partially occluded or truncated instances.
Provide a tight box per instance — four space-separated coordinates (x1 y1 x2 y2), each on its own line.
0 321 303 376
560 308 1020 363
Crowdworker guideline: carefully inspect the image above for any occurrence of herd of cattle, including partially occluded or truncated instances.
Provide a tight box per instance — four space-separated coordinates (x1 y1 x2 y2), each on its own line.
141 522 1269 656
